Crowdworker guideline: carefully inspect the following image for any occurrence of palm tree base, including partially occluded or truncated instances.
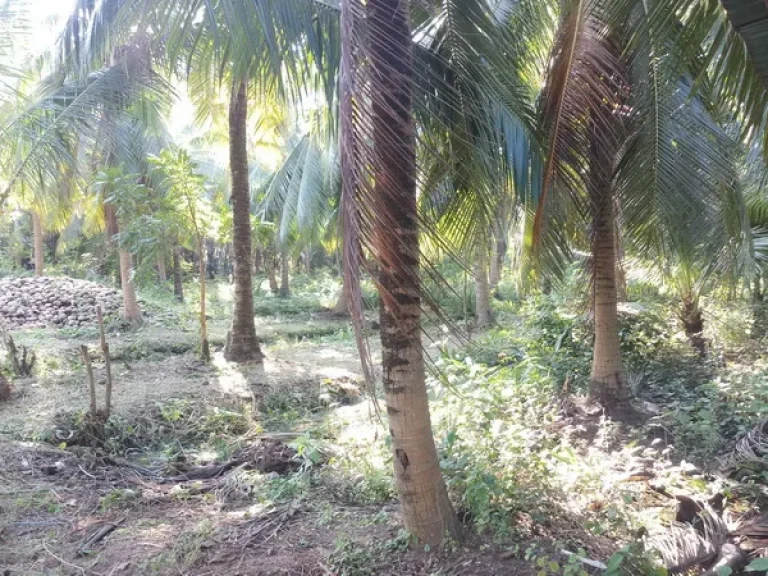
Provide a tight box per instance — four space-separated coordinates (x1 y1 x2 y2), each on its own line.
589 377 643 424
224 329 264 364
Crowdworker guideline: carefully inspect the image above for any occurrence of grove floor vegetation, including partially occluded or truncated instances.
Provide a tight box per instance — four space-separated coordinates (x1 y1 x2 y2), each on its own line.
1 270 767 575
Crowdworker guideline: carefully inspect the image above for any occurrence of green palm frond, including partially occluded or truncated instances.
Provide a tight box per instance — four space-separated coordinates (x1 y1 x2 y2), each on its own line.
0 54 172 207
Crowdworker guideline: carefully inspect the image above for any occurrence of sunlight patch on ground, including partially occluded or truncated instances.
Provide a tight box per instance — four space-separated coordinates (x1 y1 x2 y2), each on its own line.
212 352 253 397
334 402 383 446
215 283 234 303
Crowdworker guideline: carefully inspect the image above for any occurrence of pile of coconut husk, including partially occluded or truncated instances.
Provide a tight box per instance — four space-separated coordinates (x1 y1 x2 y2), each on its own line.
0 276 121 329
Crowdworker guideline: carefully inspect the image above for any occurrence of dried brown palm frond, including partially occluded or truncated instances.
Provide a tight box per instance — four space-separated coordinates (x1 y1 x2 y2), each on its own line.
718 418 768 474
645 502 729 574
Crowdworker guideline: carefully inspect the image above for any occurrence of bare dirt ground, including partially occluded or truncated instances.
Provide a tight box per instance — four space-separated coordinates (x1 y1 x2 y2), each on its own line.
0 318 535 575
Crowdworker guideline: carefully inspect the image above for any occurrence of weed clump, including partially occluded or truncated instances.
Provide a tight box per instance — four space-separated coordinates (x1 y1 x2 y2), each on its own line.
47 399 254 455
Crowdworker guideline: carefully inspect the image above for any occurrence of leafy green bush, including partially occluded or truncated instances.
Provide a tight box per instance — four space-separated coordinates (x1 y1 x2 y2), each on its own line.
429 356 561 537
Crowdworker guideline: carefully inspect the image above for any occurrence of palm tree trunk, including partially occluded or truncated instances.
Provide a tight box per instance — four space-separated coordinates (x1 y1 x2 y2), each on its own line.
489 238 504 291
32 211 44 277
332 272 349 316
614 213 627 302
198 238 210 362
590 185 634 420
279 247 290 298
105 203 141 323
173 246 184 301
475 244 492 326
118 249 141 322
366 0 459 546
267 252 279 294
157 251 167 283
254 249 262 274
224 80 262 363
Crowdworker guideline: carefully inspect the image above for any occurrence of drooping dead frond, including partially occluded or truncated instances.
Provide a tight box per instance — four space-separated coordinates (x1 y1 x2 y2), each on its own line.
646 502 729 574
340 0 536 396
532 0 625 282
718 418 768 474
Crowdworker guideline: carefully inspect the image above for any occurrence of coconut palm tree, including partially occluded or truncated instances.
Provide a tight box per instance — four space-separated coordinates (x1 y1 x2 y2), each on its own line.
524 0 759 420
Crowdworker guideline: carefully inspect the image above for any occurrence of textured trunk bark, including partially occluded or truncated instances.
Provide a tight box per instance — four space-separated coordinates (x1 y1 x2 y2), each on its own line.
367 0 460 546
157 251 167 283
474 244 492 327
44 232 59 262
489 238 503 291
224 80 262 363
267 251 279 294
681 294 706 357
32 211 44 277
590 185 634 420
173 246 184 301
105 203 141 322
206 238 217 279
614 214 627 302
332 272 349 316
198 238 210 362
118 249 141 323
254 249 262 274
279 247 290 298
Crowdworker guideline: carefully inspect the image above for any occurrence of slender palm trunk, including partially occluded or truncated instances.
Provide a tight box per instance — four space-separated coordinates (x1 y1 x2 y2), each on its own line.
279 247 290 298
489 238 503 291
173 246 184 301
198 238 210 362
32 211 44 277
474 244 492 327
224 81 262 363
105 203 141 323
333 273 350 316
267 253 279 294
590 185 633 420
614 214 627 302
366 0 459 546
254 249 262 274
118 250 141 322
157 251 167 283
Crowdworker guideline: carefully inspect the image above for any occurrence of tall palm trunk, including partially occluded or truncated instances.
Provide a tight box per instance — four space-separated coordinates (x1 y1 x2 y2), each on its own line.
254 249 262 274
173 246 184 301
279 247 290 298
614 212 627 302
332 272 349 316
198 238 210 362
105 203 141 323
489 238 504 291
224 81 262 363
267 252 279 294
366 0 460 546
474 244 492 326
32 211 44 277
118 250 141 322
590 184 634 420
157 251 167 283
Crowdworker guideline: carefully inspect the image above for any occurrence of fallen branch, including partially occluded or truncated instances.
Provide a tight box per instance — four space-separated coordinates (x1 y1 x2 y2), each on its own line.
43 540 96 575
77 517 126 556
